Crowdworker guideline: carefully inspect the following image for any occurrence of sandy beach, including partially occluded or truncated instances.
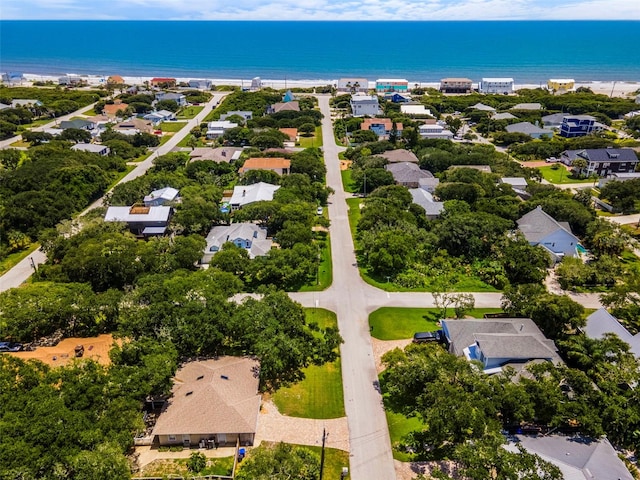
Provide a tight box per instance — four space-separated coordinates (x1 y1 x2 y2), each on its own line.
14 73 640 98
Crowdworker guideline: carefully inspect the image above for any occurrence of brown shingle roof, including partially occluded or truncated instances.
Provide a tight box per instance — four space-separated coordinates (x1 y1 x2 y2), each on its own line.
279 128 298 141
361 118 403 131
239 157 291 173
103 102 129 116
152 357 261 436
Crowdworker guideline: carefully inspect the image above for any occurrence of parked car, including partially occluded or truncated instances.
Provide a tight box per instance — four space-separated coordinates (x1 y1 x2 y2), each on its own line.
0 341 23 352
316 206 323 215
412 331 443 343
545 157 558 163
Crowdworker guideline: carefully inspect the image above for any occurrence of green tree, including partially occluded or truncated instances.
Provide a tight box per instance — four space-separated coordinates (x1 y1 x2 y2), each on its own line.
187 452 207 473
235 443 320 480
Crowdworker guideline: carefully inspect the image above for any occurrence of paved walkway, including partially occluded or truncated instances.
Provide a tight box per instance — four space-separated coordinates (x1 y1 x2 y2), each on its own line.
255 400 349 452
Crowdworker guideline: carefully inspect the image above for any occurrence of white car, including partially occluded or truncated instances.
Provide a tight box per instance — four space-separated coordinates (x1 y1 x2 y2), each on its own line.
316 206 323 215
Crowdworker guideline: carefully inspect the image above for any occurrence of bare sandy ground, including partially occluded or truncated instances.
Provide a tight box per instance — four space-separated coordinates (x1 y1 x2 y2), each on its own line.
8 334 117 367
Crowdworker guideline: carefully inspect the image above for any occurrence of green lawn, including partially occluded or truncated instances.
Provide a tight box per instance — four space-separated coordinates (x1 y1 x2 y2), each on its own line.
298 126 323 148
135 455 234 477
271 308 344 419
299 232 332 291
177 106 204 119
346 197 362 238
369 307 504 340
386 410 425 461
0 243 39 276
341 169 357 193
537 165 593 184
159 121 188 132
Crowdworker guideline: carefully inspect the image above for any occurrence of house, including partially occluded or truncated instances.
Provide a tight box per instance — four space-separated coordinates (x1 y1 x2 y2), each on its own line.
470 102 496 112
250 77 262 90
203 223 272 262
282 90 295 102
229 182 280 210
377 149 419 164
0 103 10 111
103 100 129 119
584 308 640 357
189 147 243 163
478 78 514 94
500 177 528 189
400 104 431 116
384 92 411 103
337 78 368 93
505 121 553 139
440 78 473 94
143 187 180 207
361 118 403 139
547 78 575 92
268 101 300 114
150 77 177 88
220 111 253 122
507 434 633 480
350 94 380 117
510 102 542 111
492 112 517 121
206 120 238 139
239 157 290 175
386 162 434 188
418 123 454 139
143 110 176 125
151 357 261 447
155 92 187 107
107 75 125 85
517 206 580 261
58 75 84 86
188 79 212 89
441 317 562 374
104 205 172 236
598 171 640 188
418 176 440 193
71 143 110 156
2 72 24 84
409 188 444 220
60 118 96 130
279 128 298 146
560 148 639 177
541 112 568 129
10 99 43 109
115 118 154 134
559 115 597 138
375 79 409 93
449 164 492 173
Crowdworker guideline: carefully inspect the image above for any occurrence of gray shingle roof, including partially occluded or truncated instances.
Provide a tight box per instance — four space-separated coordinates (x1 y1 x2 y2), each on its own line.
492 112 517 120
409 188 444 216
562 148 638 164
585 308 640 357
385 162 433 184
505 121 553 136
474 333 558 360
517 206 574 243
229 182 280 208
512 435 633 480
377 149 419 163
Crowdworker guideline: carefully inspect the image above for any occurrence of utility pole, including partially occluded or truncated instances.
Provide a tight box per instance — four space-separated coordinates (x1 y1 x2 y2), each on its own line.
319 428 327 480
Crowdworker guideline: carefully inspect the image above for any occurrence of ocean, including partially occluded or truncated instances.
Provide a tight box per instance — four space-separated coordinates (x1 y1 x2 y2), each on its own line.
1 20 639 83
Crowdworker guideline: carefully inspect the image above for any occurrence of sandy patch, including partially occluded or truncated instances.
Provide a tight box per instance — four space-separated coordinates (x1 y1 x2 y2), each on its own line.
395 460 461 480
371 338 412 374
9 334 117 367
340 160 352 170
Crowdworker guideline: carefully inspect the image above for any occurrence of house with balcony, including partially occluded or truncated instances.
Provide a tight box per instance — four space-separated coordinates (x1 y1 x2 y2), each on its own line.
375 79 409 93
478 78 514 94
155 92 187 107
150 77 177 88
104 205 172 236
350 94 380 117
560 148 639 177
559 115 597 138
144 187 180 206
440 78 473 93
202 223 272 262
418 123 454 139
360 118 403 139
206 120 238 139
338 78 368 93
547 78 575 92
188 79 212 89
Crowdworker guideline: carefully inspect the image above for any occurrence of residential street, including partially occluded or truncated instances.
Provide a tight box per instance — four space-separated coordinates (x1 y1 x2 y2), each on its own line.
0 93 227 292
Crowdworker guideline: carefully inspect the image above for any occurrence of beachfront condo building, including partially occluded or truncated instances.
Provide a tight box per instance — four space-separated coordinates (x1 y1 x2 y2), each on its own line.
548 79 575 92
338 78 369 93
375 79 409 93
479 78 514 94
559 115 597 138
440 78 473 94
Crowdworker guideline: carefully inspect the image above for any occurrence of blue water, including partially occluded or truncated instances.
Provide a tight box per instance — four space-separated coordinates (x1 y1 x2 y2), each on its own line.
1 21 639 83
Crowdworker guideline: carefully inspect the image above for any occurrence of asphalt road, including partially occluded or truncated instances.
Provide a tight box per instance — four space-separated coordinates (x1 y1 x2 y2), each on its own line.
0 93 227 292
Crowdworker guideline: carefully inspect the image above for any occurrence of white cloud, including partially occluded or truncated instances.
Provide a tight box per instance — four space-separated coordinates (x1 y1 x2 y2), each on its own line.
1 0 639 19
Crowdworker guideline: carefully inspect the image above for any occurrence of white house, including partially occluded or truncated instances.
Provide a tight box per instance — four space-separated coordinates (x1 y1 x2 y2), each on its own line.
350 94 380 117
206 120 238 139
143 187 180 206
229 182 280 210
71 143 110 156
155 92 187 107
478 78 514 94
400 104 432 116
143 110 176 125
517 206 580 261
202 223 272 263
104 205 172 236
337 78 368 93
418 123 454 139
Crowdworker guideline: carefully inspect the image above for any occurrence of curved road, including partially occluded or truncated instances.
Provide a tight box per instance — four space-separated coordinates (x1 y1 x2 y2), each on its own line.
0 93 228 291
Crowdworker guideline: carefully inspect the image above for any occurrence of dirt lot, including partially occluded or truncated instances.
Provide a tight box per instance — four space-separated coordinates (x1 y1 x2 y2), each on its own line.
9 334 117 367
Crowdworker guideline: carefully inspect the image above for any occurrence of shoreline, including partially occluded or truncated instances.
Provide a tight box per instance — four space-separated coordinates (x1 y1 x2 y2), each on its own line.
7 73 640 98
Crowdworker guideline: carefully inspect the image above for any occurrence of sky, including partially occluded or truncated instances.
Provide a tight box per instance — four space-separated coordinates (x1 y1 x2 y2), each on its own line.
1 0 640 20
